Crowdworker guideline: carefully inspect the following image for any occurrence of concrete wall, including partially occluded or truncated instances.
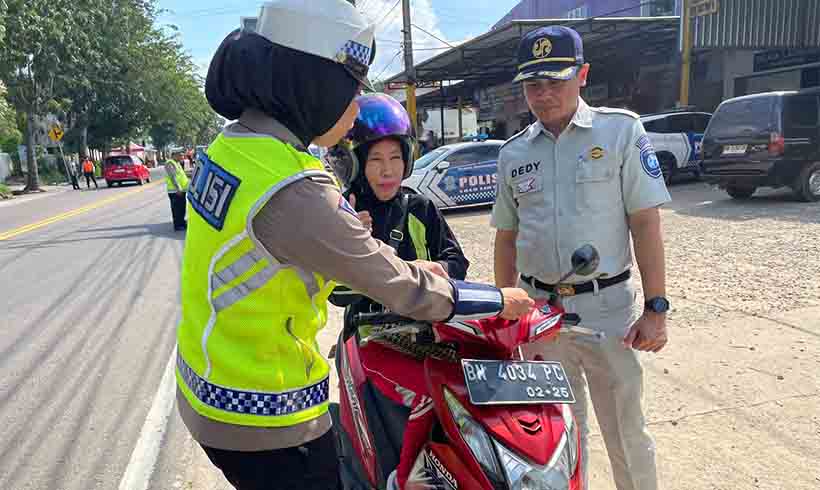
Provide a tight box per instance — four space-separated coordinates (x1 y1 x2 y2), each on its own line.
0 153 11 182
722 50 756 99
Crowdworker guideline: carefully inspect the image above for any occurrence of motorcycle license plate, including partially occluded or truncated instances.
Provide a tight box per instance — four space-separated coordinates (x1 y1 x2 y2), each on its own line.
461 359 575 405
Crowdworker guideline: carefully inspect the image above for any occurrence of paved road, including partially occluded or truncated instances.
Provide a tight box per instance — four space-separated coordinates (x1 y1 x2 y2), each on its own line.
1 174 818 490
0 170 192 490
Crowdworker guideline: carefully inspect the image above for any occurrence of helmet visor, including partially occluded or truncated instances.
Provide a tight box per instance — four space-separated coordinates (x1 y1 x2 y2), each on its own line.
347 95 414 145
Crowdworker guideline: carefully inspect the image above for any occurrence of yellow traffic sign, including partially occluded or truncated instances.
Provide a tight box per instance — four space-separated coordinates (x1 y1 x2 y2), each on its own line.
48 124 64 143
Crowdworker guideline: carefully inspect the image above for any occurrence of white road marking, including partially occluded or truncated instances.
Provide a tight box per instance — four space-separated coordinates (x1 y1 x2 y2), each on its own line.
118 347 177 490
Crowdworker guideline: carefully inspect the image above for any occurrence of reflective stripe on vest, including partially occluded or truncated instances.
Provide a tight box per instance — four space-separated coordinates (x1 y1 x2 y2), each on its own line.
407 213 430 261
177 352 329 416
177 131 337 428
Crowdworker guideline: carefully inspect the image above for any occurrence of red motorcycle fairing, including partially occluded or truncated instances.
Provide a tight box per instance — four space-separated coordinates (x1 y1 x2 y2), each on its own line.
434 301 564 360
338 334 380 485
426 358 565 468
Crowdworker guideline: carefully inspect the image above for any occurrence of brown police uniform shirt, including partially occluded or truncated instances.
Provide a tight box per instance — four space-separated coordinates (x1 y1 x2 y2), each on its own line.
178 111 455 451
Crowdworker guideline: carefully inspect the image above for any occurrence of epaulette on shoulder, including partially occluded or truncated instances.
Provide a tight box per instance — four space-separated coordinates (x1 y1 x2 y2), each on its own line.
500 125 531 151
592 107 640 119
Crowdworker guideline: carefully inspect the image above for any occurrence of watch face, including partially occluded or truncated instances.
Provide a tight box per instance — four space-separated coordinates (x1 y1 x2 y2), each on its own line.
648 297 669 312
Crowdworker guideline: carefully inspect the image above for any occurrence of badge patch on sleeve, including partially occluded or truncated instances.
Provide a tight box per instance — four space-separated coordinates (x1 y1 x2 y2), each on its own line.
187 155 241 231
636 135 662 179
338 195 358 219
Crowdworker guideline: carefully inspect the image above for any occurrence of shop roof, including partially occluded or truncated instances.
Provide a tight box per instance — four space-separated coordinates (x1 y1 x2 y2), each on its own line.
385 16 680 85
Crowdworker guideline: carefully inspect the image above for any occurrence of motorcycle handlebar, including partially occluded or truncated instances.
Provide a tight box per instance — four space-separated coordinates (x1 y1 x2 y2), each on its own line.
561 313 581 326
353 311 582 328
351 312 419 327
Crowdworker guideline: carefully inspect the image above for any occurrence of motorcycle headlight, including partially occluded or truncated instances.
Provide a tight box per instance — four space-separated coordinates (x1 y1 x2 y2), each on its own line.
493 404 579 490
443 389 505 485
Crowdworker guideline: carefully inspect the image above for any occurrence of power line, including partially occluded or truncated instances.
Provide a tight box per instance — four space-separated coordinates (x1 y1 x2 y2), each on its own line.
375 0 402 26
373 48 403 81
411 23 455 48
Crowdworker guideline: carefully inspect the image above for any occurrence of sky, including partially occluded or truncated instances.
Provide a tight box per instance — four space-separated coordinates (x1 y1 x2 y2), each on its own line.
155 0 521 82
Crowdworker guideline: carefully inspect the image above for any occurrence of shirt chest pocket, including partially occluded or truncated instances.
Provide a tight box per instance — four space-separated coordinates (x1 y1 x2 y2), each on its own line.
575 160 620 213
511 174 544 205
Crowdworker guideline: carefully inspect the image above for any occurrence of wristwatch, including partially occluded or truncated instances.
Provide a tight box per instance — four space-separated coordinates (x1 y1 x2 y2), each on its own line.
644 296 670 314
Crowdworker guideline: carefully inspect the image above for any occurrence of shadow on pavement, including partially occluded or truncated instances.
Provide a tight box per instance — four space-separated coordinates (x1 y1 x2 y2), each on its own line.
0 222 185 251
672 188 820 224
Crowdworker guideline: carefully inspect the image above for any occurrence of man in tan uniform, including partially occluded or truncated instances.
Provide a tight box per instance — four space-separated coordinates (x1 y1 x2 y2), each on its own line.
492 26 671 490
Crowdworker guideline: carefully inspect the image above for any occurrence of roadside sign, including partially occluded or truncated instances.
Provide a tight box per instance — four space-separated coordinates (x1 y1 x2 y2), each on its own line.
48 124 64 143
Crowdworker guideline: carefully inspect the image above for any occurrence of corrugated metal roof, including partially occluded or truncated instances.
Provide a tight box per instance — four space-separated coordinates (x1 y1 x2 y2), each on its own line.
385 17 680 84
693 0 820 49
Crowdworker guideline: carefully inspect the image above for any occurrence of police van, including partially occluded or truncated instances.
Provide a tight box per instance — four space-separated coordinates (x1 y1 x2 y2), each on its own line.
640 110 712 184
403 140 505 209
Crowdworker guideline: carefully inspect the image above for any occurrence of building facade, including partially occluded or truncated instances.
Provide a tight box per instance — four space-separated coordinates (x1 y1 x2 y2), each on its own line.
494 0 679 28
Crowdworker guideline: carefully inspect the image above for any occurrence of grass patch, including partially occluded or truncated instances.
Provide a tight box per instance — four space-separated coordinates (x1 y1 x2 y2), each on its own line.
39 170 68 185
0 183 11 199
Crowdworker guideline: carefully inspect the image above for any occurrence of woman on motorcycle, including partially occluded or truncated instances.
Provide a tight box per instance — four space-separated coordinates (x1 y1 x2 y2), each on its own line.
328 93 467 490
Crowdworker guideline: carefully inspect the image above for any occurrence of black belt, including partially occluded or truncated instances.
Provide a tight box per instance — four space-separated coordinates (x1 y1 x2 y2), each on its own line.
521 270 631 296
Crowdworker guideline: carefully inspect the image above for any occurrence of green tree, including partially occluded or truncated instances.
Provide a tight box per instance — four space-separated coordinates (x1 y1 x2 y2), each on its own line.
0 0 93 191
0 82 19 146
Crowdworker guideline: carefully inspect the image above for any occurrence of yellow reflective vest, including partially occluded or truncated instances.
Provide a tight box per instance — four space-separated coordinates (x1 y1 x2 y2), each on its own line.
165 159 190 192
176 131 336 428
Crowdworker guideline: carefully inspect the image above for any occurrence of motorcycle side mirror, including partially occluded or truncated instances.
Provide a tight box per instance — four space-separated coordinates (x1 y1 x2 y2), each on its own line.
571 244 600 277
556 244 600 285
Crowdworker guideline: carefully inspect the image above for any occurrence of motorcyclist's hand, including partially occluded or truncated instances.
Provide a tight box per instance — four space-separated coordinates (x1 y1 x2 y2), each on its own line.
349 194 372 231
499 288 534 320
624 312 668 353
412 260 449 278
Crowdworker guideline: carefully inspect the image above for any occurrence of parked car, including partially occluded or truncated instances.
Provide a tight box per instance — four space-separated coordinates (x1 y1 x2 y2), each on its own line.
403 140 504 209
701 89 820 201
103 155 151 187
640 110 712 184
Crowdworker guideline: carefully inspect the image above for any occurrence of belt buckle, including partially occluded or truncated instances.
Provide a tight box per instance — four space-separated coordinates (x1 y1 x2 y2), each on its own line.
556 284 575 297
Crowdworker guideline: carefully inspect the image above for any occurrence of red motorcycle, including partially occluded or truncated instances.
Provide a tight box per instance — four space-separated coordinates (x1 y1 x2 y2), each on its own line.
331 246 602 490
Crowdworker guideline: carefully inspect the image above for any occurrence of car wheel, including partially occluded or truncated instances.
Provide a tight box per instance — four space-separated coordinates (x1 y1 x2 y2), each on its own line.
726 185 756 199
658 153 675 186
138 177 144 186
106 180 112 188
793 162 820 202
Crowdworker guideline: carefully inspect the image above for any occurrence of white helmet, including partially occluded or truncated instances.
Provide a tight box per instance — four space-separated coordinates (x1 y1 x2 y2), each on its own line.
255 0 376 89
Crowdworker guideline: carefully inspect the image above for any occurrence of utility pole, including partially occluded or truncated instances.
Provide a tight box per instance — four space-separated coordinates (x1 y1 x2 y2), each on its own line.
401 0 418 148
679 0 692 107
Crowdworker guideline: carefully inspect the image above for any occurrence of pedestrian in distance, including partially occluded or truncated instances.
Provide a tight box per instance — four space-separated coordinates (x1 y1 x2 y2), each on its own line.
81 157 98 189
164 150 189 231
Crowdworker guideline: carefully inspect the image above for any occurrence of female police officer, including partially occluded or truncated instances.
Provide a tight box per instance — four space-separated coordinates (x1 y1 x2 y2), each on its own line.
175 1 533 489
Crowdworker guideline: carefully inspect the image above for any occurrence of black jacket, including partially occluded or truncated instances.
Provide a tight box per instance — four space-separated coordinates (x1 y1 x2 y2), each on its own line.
344 187 469 280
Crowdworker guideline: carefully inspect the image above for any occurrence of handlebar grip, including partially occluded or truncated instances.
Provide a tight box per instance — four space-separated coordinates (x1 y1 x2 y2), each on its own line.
562 313 581 326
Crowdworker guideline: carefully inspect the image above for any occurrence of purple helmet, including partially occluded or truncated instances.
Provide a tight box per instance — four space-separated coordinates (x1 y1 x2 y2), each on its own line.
326 93 416 188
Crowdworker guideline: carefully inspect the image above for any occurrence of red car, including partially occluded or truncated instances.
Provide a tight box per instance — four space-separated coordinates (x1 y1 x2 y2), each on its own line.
103 155 151 187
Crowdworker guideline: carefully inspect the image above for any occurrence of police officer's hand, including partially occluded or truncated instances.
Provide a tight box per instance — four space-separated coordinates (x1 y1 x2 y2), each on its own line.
349 194 372 231
499 288 535 320
411 260 449 278
624 312 668 353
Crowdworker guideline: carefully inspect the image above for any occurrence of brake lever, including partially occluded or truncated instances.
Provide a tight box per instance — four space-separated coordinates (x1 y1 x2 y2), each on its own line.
559 325 606 340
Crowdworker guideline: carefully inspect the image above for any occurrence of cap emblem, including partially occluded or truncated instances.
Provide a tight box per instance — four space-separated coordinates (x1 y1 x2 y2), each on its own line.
532 37 553 59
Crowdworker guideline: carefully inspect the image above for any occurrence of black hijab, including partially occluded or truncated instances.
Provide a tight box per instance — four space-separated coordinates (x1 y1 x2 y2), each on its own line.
205 29 359 147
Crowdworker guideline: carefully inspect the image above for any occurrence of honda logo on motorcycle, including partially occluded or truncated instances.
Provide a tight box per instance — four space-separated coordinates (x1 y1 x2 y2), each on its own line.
425 450 458 489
